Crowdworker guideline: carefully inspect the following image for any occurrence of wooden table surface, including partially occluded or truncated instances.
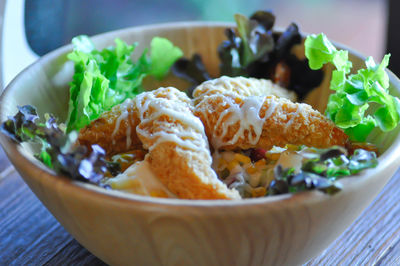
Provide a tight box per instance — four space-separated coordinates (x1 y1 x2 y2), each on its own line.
1 146 400 265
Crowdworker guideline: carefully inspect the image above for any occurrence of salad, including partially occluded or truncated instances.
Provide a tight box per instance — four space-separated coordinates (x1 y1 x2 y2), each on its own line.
1 11 398 199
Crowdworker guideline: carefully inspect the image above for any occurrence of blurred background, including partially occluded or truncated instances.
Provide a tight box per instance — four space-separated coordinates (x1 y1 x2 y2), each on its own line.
24 0 387 58
1 0 393 87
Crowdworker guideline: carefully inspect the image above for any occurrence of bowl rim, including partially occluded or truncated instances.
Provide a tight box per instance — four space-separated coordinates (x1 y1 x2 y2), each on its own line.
1 21 400 208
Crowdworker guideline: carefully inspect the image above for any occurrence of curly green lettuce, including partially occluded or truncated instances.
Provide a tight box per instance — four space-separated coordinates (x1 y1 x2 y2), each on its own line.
305 33 400 141
66 36 183 132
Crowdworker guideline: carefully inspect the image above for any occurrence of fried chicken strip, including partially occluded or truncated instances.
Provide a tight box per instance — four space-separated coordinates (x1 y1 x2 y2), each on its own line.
194 94 348 150
79 87 240 199
78 86 193 155
79 76 295 155
78 99 142 156
193 76 297 104
135 87 240 199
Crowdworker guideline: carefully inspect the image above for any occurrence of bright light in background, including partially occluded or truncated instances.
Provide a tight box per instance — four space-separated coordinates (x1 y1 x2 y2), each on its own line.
1 0 37 88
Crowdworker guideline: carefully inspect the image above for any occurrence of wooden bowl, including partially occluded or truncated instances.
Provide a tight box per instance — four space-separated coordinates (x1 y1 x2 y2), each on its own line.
1 22 400 266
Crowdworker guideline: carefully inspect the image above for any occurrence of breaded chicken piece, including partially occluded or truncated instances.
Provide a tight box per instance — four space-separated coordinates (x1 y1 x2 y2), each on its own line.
78 99 142 156
79 76 294 155
194 94 348 150
135 87 240 199
193 76 296 104
78 87 194 156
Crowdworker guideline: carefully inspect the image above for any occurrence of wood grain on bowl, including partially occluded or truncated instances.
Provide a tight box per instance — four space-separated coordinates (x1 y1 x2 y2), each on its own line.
1 23 400 266
2 153 400 264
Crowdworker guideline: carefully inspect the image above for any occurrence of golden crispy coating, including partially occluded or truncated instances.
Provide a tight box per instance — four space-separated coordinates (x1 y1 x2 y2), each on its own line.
78 74 347 199
78 100 142 156
193 76 297 104
194 94 348 150
79 87 240 199
135 87 240 199
78 87 193 156
146 143 240 199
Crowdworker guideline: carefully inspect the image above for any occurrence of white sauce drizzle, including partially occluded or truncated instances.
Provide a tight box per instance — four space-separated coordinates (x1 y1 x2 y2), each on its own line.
111 99 133 146
108 87 237 196
207 95 269 149
193 76 296 104
284 105 303 133
134 88 210 155
263 99 278 120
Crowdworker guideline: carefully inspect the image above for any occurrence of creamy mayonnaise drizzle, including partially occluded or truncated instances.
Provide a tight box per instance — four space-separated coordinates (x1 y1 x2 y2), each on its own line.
200 95 274 149
193 76 296 104
111 99 133 146
134 88 210 155
108 87 224 197
131 87 236 192
106 160 176 197
284 104 304 133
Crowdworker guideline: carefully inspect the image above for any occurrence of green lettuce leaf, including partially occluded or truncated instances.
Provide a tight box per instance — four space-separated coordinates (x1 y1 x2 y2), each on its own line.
66 35 182 132
305 33 400 141
305 33 352 73
148 37 184 79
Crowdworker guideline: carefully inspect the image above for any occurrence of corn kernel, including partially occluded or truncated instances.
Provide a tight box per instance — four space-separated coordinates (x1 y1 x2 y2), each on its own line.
254 159 267 168
266 152 281 161
251 187 266 197
246 165 258 174
286 144 299 151
234 153 251 164
227 160 238 171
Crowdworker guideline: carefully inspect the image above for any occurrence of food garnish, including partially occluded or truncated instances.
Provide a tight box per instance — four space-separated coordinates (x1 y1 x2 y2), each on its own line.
270 147 378 195
66 36 183 131
305 33 400 142
214 145 377 197
173 10 324 99
0 105 120 185
171 54 211 95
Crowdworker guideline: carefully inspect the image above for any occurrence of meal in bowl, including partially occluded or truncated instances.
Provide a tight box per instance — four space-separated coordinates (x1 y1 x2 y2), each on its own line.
1 11 398 200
